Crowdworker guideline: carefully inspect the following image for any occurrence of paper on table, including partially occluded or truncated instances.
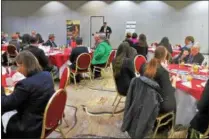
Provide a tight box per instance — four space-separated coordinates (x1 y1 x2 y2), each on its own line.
2 67 6 75
182 81 192 88
12 72 25 83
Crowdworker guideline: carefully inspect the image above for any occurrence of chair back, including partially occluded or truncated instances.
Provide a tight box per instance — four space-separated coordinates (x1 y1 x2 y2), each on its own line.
7 44 17 56
41 89 67 138
76 53 91 70
134 55 147 73
105 50 116 67
59 67 70 89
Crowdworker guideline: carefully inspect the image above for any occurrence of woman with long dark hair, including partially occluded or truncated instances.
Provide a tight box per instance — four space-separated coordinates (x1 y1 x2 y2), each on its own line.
140 46 176 114
113 42 137 96
132 34 148 58
158 37 173 54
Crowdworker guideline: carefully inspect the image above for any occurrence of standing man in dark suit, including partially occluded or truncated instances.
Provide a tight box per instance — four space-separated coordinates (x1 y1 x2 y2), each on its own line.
99 22 112 39
43 34 58 47
187 43 204 65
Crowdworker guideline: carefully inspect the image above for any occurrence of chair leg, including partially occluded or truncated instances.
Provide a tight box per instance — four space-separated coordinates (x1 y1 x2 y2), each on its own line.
73 74 77 85
89 72 92 82
153 120 160 138
112 96 122 116
63 118 69 127
93 68 96 79
57 127 66 138
112 94 118 106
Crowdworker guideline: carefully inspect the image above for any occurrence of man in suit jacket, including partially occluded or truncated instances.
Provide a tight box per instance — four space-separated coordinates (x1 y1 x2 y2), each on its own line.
9 33 21 52
25 36 52 71
187 43 204 65
99 22 112 39
43 34 58 47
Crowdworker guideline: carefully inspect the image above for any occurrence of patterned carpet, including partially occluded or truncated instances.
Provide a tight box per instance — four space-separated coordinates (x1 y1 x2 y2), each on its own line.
48 70 129 138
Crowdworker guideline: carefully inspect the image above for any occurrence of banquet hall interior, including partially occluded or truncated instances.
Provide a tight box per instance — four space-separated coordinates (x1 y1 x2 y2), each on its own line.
1 1 209 138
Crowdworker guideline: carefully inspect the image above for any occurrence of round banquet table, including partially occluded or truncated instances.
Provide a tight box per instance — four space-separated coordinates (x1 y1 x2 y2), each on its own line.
1 44 8 51
48 48 72 68
168 64 208 126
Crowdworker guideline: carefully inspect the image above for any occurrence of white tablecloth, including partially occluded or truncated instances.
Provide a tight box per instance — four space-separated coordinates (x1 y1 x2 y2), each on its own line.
175 89 198 126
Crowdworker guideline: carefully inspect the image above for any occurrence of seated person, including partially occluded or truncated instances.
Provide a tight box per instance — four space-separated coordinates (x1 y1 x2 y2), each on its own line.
1 51 54 138
173 47 190 64
140 46 177 114
69 37 88 82
123 32 133 47
188 79 209 137
16 32 22 41
181 36 195 50
113 42 137 96
36 33 44 44
132 34 148 58
9 33 21 52
24 37 58 79
131 33 139 45
20 34 30 51
186 43 204 65
43 34 58 47
91 33 112 78
158 37 173 54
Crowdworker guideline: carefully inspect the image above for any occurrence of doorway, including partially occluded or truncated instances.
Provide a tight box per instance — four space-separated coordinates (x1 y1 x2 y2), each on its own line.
90 16 104 48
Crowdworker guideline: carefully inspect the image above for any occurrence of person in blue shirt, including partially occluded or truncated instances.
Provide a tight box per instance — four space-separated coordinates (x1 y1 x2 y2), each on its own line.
181 36 195 50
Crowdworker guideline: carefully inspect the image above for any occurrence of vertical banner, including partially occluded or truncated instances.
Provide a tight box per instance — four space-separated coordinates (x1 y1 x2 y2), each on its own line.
125 21 136 34
66 20 80 47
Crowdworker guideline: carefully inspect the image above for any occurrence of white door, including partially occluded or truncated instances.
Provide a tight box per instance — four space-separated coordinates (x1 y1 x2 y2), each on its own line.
90 16 104 48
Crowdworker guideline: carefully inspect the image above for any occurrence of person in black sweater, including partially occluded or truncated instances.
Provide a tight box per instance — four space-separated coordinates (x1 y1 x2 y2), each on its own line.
140 46 177 114
113 42 137 96
189 79 209 135
24 36 59 79
158 37 173 54
69 37 89 83
132 34 148 59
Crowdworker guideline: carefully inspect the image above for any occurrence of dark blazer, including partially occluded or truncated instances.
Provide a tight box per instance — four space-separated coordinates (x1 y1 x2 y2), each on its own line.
25 45 52 71
140 64 176 114
187 53 204 65
132 43 148 59
43 40 57 47
1 71 55 138
99 26 112 39
113 58 136 96
9 40 21 52
70 46 89 70
173 53 189 64
190 79 209 134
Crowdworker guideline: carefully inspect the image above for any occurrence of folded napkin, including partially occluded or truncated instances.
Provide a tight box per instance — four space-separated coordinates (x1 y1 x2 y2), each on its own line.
182 81 192 88
201 82 206 87
199 69 209 73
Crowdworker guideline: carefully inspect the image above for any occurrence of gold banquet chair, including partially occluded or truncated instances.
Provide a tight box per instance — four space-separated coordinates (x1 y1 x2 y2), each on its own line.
40 89 67 139
152 111 175 138
200 125 209 138
70 53 92 85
